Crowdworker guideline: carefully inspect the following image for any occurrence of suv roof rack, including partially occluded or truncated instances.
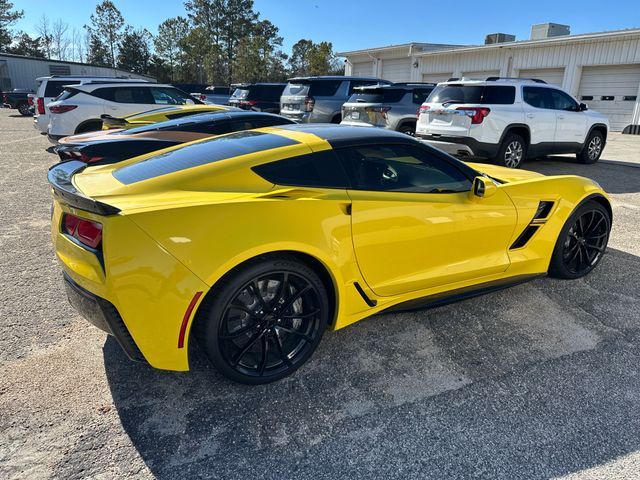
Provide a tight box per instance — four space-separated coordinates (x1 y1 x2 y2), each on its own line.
485 76 547 84
391 82 436 87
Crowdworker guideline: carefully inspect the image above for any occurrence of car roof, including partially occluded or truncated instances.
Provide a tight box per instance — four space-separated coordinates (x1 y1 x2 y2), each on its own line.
287 76 387 82
274 123 415 148
70 82 172 92
438 77 548 86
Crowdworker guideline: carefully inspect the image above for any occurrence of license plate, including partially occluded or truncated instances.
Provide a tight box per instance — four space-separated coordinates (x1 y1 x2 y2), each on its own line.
283 103 296 110
350 111 360 120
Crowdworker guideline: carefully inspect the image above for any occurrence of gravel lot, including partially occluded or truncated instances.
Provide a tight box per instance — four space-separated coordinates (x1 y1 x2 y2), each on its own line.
1 109 639 480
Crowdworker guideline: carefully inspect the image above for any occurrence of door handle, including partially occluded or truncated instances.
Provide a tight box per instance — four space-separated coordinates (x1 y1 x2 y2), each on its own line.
558 114 565 119
526 113 534 118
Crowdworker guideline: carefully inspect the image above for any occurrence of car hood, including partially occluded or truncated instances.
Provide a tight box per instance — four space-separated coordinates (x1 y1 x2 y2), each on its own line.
466 162 544 183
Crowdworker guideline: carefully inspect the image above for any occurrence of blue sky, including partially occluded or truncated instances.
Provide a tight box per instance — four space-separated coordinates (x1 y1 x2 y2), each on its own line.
14 0 640 53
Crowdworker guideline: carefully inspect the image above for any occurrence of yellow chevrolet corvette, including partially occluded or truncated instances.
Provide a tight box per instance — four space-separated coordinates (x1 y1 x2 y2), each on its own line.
49 125 612 384
100 104 231 130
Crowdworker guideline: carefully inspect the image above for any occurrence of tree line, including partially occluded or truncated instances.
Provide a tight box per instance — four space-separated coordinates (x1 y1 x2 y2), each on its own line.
0 0 344 84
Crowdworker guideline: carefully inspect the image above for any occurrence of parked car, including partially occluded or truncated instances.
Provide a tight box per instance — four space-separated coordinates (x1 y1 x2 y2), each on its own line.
416 77 609 168
33 76 151 135
170 83 209 94
280 76 391 124
341 83 436 135
49 124 612 383
100 104 231 130
2 88 34 116
55 111 296 164
193 86 232 105
46 82 203 142
228 83 286 112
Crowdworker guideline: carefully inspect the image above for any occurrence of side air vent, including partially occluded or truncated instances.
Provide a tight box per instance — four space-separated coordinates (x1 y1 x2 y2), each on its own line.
510 225 540 249
534 201 554 220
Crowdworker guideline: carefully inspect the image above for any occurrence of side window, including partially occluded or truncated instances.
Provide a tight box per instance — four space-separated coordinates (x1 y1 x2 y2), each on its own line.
483 86 515 104
549 89 579 111
523 87 553 109
150 87 192 105
181 121 230 135
97 87 154 104
338 144 472 193
412 88 433 104
310 80 343 96
252 150 350 189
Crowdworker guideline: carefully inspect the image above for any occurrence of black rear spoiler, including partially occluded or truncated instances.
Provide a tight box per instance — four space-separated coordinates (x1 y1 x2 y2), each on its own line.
48 160 120 215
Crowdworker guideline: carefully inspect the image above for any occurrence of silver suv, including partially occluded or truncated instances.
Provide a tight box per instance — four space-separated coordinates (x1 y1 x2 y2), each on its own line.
280 76 391 123
340 83 435 135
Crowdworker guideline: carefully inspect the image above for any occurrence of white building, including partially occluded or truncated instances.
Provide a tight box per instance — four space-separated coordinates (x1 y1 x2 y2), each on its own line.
340 25 640 133
0 53 155 91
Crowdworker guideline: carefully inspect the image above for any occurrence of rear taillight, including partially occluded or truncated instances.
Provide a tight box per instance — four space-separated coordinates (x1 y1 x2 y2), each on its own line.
417 104 430 116
28 96 34 106
49 104 78 114
37 97 45 114
304 96 315 112
79 152 104 164
456 106 491 124
62 213 103 249
198 94 207 101
2 94 7 103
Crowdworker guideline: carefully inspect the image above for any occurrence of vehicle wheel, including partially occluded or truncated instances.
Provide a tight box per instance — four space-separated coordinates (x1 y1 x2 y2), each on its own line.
197 255 328 384
75 121 102 134
398 123 416 136
18 103 31 116
577 130 604 164
495 134 526 168
548 200 610 279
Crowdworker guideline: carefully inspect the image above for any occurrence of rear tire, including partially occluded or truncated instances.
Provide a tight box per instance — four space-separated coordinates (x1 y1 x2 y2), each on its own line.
548 200 610 279
18 102 31 116
75 121 103 134
398 123 416 136
577 130 604 164
196 254 328 384
494 134 526 168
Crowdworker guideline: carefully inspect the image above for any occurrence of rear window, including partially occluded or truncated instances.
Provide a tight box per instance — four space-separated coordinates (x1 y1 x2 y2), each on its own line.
55 89 79 101
113 131 300 184
207 87 230 95
45 80 80 98
427 85 515 105
347 88 407 104
283 80 343 97
231 88 250 99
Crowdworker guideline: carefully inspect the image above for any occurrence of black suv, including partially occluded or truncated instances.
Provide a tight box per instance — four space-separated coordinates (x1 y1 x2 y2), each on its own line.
228 83 287 113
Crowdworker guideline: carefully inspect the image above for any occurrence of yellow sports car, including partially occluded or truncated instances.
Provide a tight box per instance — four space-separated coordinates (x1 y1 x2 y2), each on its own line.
100 104 232 130
49 125 612 384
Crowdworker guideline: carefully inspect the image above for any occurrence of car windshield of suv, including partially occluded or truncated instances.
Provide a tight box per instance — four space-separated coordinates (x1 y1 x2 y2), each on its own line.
347 88 406 104
427 84 515 105
231 88 250 99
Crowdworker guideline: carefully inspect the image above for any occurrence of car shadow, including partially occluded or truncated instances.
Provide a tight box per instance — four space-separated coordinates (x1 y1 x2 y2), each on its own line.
98 247 640 479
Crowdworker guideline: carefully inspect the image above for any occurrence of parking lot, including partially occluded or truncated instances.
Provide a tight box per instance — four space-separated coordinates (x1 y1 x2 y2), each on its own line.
0 108 639 479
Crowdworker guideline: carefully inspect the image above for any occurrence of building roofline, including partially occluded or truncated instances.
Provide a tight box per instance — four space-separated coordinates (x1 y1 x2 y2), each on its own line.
414 27 640 57
337 42 464 57
0 52 155 80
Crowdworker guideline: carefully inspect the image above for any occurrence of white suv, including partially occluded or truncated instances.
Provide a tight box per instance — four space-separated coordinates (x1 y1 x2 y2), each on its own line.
46 83 201 142
33 76 149 135
416 78 609 168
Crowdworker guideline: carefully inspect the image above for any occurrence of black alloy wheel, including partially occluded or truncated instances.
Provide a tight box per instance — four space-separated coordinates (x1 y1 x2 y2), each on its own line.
198 256 328 384
549 201 610 279
18 103 31 116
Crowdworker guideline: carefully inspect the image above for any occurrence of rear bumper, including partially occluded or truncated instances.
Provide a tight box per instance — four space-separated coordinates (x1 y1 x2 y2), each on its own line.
280 111 312 123
418 134 499 159
64 273 146 362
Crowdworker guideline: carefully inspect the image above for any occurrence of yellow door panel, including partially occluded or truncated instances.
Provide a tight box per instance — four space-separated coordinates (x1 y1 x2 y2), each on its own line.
349 188 517 297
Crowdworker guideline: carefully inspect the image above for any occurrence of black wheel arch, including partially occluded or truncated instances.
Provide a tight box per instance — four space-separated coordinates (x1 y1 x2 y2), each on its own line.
499 124 531 148
585 123 608 144
396 118 417 132
74 119 104 134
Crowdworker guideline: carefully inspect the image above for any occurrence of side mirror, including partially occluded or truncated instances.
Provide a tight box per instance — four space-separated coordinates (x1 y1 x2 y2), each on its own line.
579 102 588 111
472 176 497 199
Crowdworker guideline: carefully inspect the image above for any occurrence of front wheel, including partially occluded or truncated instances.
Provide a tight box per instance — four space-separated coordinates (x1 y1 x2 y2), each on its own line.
495 134 526 168
548 200 611 279
577 130 604 164
196 255 328 384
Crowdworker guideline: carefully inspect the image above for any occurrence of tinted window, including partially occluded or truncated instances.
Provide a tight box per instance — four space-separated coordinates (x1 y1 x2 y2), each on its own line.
253 150 350 188
412 88 434 104
150 87 193 105
549 89 578 111
347 88 407 104
338 144 472 193
93 87 154 104
114 131 300 184
207 86 230 95
282 83 309 96
45 80 80 97
523 87 553 109
428 85 514 104
231 88 250 99
310 80 343 96
247 85 285 101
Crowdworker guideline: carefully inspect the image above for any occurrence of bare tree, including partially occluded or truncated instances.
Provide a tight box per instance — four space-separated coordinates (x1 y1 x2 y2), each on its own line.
36 14 52 59
51 18 69 60
69 27 81 62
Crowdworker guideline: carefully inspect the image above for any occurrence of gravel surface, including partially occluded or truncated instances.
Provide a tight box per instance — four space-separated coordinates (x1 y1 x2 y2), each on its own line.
1 109 639 479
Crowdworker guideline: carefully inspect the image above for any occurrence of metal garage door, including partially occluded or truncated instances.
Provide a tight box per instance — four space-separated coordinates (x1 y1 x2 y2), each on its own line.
381 58 411 82
518 68 565 86
422 73 453 84
351 61 373 77
462 70 500 80
578 64 640 132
